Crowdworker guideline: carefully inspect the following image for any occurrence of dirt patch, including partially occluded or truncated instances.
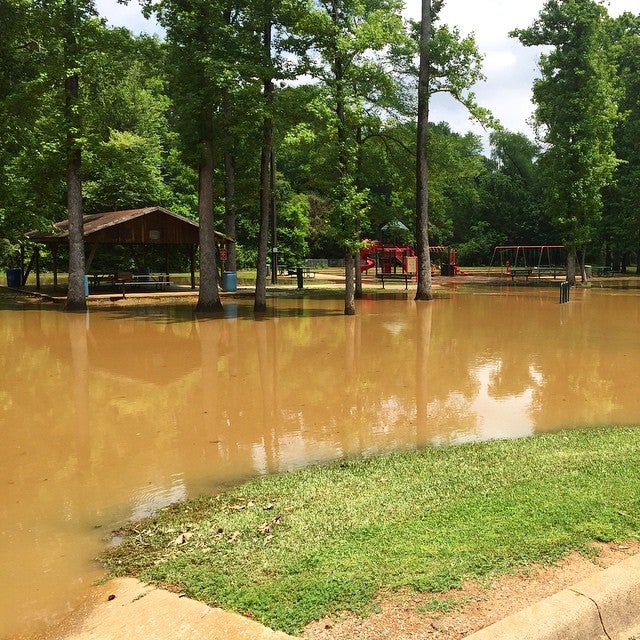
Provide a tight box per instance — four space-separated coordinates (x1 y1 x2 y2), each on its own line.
302 541 640 640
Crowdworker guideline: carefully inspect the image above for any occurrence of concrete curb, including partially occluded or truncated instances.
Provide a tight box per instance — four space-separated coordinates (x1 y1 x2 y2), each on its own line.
463 554 640 640
55 578 297 640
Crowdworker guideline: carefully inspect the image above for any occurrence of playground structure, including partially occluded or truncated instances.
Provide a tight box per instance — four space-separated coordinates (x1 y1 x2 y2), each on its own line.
488 245 566 280
360 241 463 280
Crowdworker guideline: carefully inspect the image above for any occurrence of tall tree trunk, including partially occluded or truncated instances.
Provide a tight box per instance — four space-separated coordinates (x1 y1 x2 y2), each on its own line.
64 0 86 312
414 0 433 301
222 88 236 272
195 138 223 314
579 246 588 284
344 248 356 315
566 246 577 285
255 19 273 313
332 0 356 315
355 124 363 299
66 117 86 311
270 151 278 284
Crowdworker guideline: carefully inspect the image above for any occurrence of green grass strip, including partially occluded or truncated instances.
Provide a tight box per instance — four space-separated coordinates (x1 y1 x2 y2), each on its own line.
102 427 640 634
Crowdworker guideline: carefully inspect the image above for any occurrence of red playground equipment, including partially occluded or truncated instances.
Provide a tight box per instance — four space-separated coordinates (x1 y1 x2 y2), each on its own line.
360 241 462 282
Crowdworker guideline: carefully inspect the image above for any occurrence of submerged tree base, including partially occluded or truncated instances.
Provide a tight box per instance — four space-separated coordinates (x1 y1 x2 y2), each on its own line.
101 427 640 635
65 299 87 312
195 300 224 315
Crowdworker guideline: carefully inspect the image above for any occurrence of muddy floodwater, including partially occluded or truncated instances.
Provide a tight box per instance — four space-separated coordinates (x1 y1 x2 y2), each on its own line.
2 285 640 638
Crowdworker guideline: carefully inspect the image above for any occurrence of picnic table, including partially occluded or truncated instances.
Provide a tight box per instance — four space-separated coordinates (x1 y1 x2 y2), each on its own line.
377 271 414 289
88 272 172 297
509 268 532 281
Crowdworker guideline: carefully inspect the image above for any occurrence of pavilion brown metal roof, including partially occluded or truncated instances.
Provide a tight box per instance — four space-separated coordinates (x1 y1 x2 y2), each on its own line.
25 206 234 245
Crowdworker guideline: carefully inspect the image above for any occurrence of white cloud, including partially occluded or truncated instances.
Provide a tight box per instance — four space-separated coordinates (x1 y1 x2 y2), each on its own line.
94 0 161 34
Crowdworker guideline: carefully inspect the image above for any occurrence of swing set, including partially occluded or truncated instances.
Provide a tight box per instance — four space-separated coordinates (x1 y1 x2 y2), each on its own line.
489 245 566 280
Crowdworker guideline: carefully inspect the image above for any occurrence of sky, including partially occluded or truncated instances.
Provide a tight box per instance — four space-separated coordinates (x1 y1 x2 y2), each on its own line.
95 0 639 152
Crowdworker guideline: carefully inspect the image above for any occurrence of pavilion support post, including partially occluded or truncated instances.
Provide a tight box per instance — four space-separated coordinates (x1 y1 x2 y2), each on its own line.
190 244 196 289
53 245 59 290
35 247 41 289
164 244 170 279
85 243 98 273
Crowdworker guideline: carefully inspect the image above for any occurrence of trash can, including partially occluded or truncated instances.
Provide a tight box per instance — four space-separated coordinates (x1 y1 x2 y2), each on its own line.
5 268 22 287
222 271 237 292
584 265 592 278
440 264 455 276
84 275 90 298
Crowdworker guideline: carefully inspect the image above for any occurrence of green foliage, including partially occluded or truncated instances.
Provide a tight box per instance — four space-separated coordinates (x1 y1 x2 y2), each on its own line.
103 427 640 634
512 0 620 250
601 12 640 268
277 190 311 265
328 176 370 251
83 130 172 211
6 0 629 274
0 238 21 270
456 221 502 266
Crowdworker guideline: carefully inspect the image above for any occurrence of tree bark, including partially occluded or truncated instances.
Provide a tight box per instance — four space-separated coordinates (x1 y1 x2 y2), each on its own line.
566 246 577 285
579 246 588 284
195 138 223 314
270 150 278 284
414 0 433 301
355 125 363 299
65 110 86 312
332 0 356 315
63 0 86 312
222 88 237 272
255 20 273 313
344 248 356 315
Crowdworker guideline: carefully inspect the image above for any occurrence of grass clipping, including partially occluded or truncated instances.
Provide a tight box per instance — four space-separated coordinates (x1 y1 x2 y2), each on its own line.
102 427 640 634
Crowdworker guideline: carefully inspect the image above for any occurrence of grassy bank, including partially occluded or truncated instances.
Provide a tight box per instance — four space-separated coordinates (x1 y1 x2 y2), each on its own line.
102 427 640 634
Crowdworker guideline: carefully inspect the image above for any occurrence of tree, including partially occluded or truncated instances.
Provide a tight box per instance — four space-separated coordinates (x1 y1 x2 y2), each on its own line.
415 0 434 301
304 0 406 314
601 13 640 272
81 30 191 216
145 0 258 314
252 0 306 312
460 130 552 260
0 0 58 248
513 0 620 285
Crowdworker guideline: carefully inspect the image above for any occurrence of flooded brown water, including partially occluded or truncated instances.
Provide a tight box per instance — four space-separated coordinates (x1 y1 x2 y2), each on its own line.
3 285 640 638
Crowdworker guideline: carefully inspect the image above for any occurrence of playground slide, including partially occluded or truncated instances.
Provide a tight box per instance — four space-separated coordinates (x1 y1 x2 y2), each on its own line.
361 256 375 272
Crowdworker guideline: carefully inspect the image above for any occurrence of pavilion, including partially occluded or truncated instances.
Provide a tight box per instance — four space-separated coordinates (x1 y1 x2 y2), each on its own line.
24 206 234 290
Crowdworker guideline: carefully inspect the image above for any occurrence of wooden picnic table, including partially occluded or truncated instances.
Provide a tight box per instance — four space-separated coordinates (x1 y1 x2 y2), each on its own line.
509 268 532 280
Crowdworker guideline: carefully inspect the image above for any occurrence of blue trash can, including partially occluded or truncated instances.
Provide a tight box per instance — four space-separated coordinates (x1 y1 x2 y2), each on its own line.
84 275 90 298
222 271 237 292
6 268 22 287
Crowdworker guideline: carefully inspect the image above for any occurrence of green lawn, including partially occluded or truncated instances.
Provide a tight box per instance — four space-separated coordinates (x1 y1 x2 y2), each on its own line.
103 427 640 634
